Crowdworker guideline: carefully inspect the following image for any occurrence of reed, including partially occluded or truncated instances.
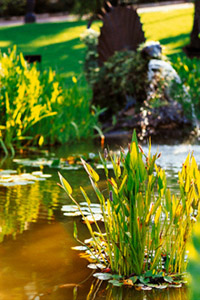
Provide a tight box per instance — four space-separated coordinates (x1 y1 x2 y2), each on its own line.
59 131 200 278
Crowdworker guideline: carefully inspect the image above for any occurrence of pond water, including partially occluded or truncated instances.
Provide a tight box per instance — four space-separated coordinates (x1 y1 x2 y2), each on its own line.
0 136 200 300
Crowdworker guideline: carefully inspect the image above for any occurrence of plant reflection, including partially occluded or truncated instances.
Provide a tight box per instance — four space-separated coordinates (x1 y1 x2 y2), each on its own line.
0 180 60 242
86 279 189 300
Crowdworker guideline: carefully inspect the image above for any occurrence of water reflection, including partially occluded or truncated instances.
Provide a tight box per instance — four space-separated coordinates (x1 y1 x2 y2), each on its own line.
0 179 61 242
86 280 188 300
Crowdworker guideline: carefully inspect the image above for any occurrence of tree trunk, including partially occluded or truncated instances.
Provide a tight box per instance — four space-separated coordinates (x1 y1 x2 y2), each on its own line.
24 0 36 23
190 0 200 48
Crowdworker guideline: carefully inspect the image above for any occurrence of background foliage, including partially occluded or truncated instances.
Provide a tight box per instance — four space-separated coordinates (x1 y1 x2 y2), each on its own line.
0 0 188 17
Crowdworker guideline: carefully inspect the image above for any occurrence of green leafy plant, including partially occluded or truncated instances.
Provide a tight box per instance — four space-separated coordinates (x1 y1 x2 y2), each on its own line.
59 131 200 284
91 50 149 114
33 75 104 145
0 47 103 154
0 46 56 155
171 55 200 120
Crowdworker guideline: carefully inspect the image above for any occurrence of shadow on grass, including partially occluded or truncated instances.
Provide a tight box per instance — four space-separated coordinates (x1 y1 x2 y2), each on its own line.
0 20 88 84
159 33 190 55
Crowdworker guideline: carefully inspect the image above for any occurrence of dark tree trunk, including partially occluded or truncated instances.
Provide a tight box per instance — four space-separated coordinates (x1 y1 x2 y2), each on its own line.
184 0 200 57
24 0 36 23
190 0 200 48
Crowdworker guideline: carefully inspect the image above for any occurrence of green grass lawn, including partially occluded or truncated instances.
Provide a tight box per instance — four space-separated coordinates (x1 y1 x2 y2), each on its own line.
0 6 194 85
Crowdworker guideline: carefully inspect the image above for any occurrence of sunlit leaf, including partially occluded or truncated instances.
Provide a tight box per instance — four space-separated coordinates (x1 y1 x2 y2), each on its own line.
58 172 72 195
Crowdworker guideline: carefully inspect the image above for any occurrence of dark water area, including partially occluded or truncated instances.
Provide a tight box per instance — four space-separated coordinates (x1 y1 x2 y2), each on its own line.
0 137 200 299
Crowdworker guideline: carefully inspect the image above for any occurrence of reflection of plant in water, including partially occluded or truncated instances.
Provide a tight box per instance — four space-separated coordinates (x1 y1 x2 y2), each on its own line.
86 277 188 300
0 174 58 242
85 275 189 300
60 131 200 288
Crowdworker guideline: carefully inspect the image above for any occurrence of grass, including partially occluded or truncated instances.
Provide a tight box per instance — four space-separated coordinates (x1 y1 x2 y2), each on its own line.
140 8 194 56
0 6 194 85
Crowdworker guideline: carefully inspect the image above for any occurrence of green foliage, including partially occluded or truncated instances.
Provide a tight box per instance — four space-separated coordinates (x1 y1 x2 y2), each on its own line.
0 0 26 17
60 131 200 279
171 55 200 120
80 28 100 83
90 50 149 113
33 75 103 145
72 0 103 15
0 47 102 154
188 227 200 300
0 46 56 155
35 0 74 14
0 0 74 17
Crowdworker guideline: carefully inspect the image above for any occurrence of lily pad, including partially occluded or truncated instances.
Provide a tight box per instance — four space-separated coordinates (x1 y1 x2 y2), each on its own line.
93 273 113 280
108 279 123 287
83 214 104 222
71 246 88 251
61 205 78 212
63 212 82 217
0 170 51 186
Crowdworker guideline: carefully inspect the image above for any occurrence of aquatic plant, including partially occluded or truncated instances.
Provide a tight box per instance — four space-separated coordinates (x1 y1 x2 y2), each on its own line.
0 46 103 155
34 75 104 145
0 46 56 155
59 131 200 285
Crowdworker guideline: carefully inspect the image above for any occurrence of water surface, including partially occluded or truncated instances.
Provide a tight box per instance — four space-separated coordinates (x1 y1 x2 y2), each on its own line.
0 138 199 299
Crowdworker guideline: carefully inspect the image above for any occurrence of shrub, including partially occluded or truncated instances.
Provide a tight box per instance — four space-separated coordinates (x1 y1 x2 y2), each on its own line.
90 50 149 114
59 131 200 281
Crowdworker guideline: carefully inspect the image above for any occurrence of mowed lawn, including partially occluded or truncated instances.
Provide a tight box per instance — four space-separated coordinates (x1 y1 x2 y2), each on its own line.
0 6 194 84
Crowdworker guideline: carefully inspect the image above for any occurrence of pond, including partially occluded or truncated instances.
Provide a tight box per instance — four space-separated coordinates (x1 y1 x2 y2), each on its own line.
0 136 199 300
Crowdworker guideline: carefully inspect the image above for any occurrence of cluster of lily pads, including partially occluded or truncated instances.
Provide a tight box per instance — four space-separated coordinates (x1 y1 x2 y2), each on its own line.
0 169 52 186
13 152 102 171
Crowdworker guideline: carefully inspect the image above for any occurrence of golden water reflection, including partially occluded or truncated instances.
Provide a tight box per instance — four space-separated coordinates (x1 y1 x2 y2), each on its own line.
0 178 61 242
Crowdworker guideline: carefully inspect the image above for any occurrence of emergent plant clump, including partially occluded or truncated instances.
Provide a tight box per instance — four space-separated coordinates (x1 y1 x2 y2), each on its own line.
59 131 200 286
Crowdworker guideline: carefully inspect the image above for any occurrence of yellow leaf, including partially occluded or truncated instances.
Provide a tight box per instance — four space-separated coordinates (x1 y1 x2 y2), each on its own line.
72 76 77 83
38 135 44 147
154 205 162 225
183 64 189 72
58 172 72 195
81 158 99 182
